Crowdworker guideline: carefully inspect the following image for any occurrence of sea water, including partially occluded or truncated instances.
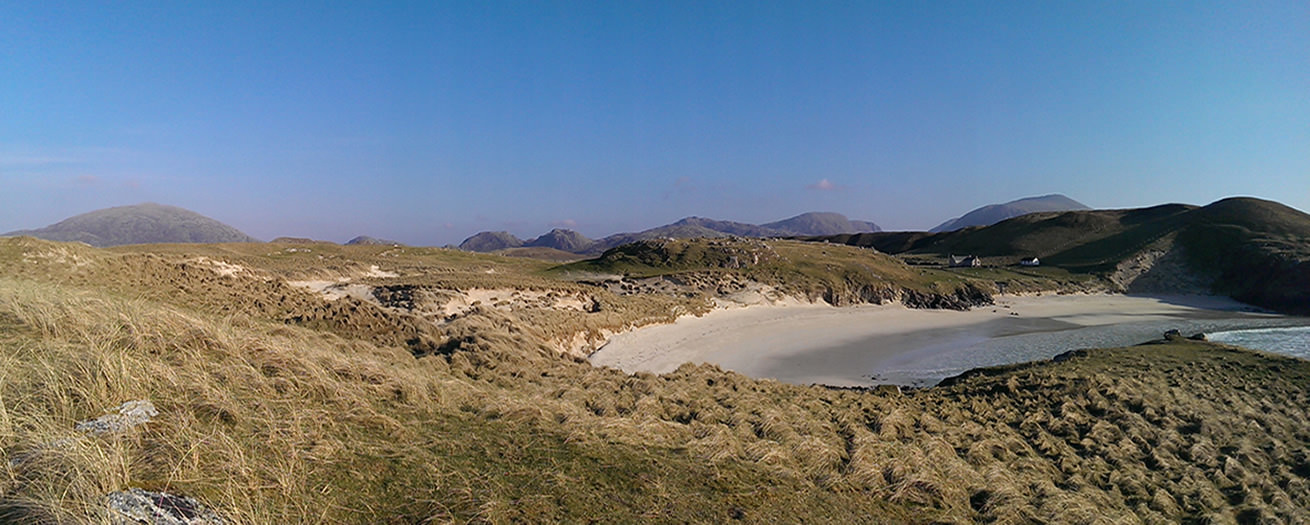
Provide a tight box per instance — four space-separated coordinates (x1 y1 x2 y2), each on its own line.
1209 326 1310 360
773 315 1310 387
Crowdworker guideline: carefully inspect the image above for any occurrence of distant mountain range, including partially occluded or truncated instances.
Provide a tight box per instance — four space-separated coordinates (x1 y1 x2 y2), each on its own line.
3 203 258 247
459 212 882 255
931 194 1090 232
0 195 1109 255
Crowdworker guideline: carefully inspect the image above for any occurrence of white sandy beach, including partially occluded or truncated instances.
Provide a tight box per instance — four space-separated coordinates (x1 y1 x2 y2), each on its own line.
590 293 1286 386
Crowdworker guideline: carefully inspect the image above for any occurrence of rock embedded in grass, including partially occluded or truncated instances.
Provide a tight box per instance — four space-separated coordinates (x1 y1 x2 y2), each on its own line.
106 488 225 525
75 400 159 436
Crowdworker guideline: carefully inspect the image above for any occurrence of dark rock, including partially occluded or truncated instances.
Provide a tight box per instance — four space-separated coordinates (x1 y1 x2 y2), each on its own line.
107 488 225 525
891 283 993 311
1164 329 1183 341
1189 332 1207 341
371 285 419 310
1052 350 1086 362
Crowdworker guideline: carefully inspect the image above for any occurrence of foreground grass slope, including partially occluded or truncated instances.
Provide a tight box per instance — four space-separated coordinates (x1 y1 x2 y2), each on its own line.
1 238 1307 523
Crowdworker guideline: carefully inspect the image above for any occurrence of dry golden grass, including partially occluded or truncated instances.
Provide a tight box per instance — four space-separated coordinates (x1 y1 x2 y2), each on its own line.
1 237 1308 523
0 274 915 522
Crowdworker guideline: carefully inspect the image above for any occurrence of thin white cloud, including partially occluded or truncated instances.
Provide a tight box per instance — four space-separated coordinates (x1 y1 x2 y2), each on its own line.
550 219 578 228
807 178 836 191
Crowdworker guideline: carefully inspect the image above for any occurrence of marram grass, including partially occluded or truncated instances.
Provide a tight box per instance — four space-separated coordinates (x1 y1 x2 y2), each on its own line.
0 238 1307 523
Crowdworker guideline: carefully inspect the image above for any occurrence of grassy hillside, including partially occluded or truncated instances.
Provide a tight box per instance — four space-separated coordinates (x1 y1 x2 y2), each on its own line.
1177 198 1310 312
817 198 1310 313
3 203 259 247
0 238 702 358
824 204 1195 268
492 246 587 262
560 237 1102 308
1 238 1307 522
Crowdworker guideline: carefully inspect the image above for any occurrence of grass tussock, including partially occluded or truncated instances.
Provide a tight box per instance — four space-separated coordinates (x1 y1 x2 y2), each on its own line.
1 237 1308 523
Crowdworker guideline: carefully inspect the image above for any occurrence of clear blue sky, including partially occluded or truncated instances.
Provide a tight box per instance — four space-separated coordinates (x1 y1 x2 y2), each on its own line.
2 1 1307 244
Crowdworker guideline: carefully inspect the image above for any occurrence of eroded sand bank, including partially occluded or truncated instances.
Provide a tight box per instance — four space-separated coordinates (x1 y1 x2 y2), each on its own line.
590 294 1296 387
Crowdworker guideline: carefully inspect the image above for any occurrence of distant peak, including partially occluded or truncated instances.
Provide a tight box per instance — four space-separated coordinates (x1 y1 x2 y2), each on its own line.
931 195 1090 232
4 202 258 247
458 231 524 252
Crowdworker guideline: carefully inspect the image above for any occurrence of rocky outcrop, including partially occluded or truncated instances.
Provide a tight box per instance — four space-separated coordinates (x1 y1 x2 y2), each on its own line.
75 400 159 435
107 488 226 525
819 283 993 310
900 285 994 310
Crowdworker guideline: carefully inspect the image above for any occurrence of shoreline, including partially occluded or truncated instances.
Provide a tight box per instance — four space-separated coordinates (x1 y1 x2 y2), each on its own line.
589 293 1301 386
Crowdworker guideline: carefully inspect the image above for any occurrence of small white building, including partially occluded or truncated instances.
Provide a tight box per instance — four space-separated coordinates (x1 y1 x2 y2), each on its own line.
1020 257 1040 267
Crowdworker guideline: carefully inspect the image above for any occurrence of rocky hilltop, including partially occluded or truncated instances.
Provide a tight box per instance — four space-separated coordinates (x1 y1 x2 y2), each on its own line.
525 228 595 253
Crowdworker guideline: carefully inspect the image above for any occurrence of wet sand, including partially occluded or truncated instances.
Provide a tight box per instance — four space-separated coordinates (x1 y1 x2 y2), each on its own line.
590 294 1305 387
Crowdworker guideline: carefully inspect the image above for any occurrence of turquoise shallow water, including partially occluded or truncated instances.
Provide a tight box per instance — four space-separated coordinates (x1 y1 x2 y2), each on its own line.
1209 326 1310 360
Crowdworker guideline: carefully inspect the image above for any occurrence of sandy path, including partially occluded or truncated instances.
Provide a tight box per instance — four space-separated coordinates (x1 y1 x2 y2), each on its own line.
589 294 1274 384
